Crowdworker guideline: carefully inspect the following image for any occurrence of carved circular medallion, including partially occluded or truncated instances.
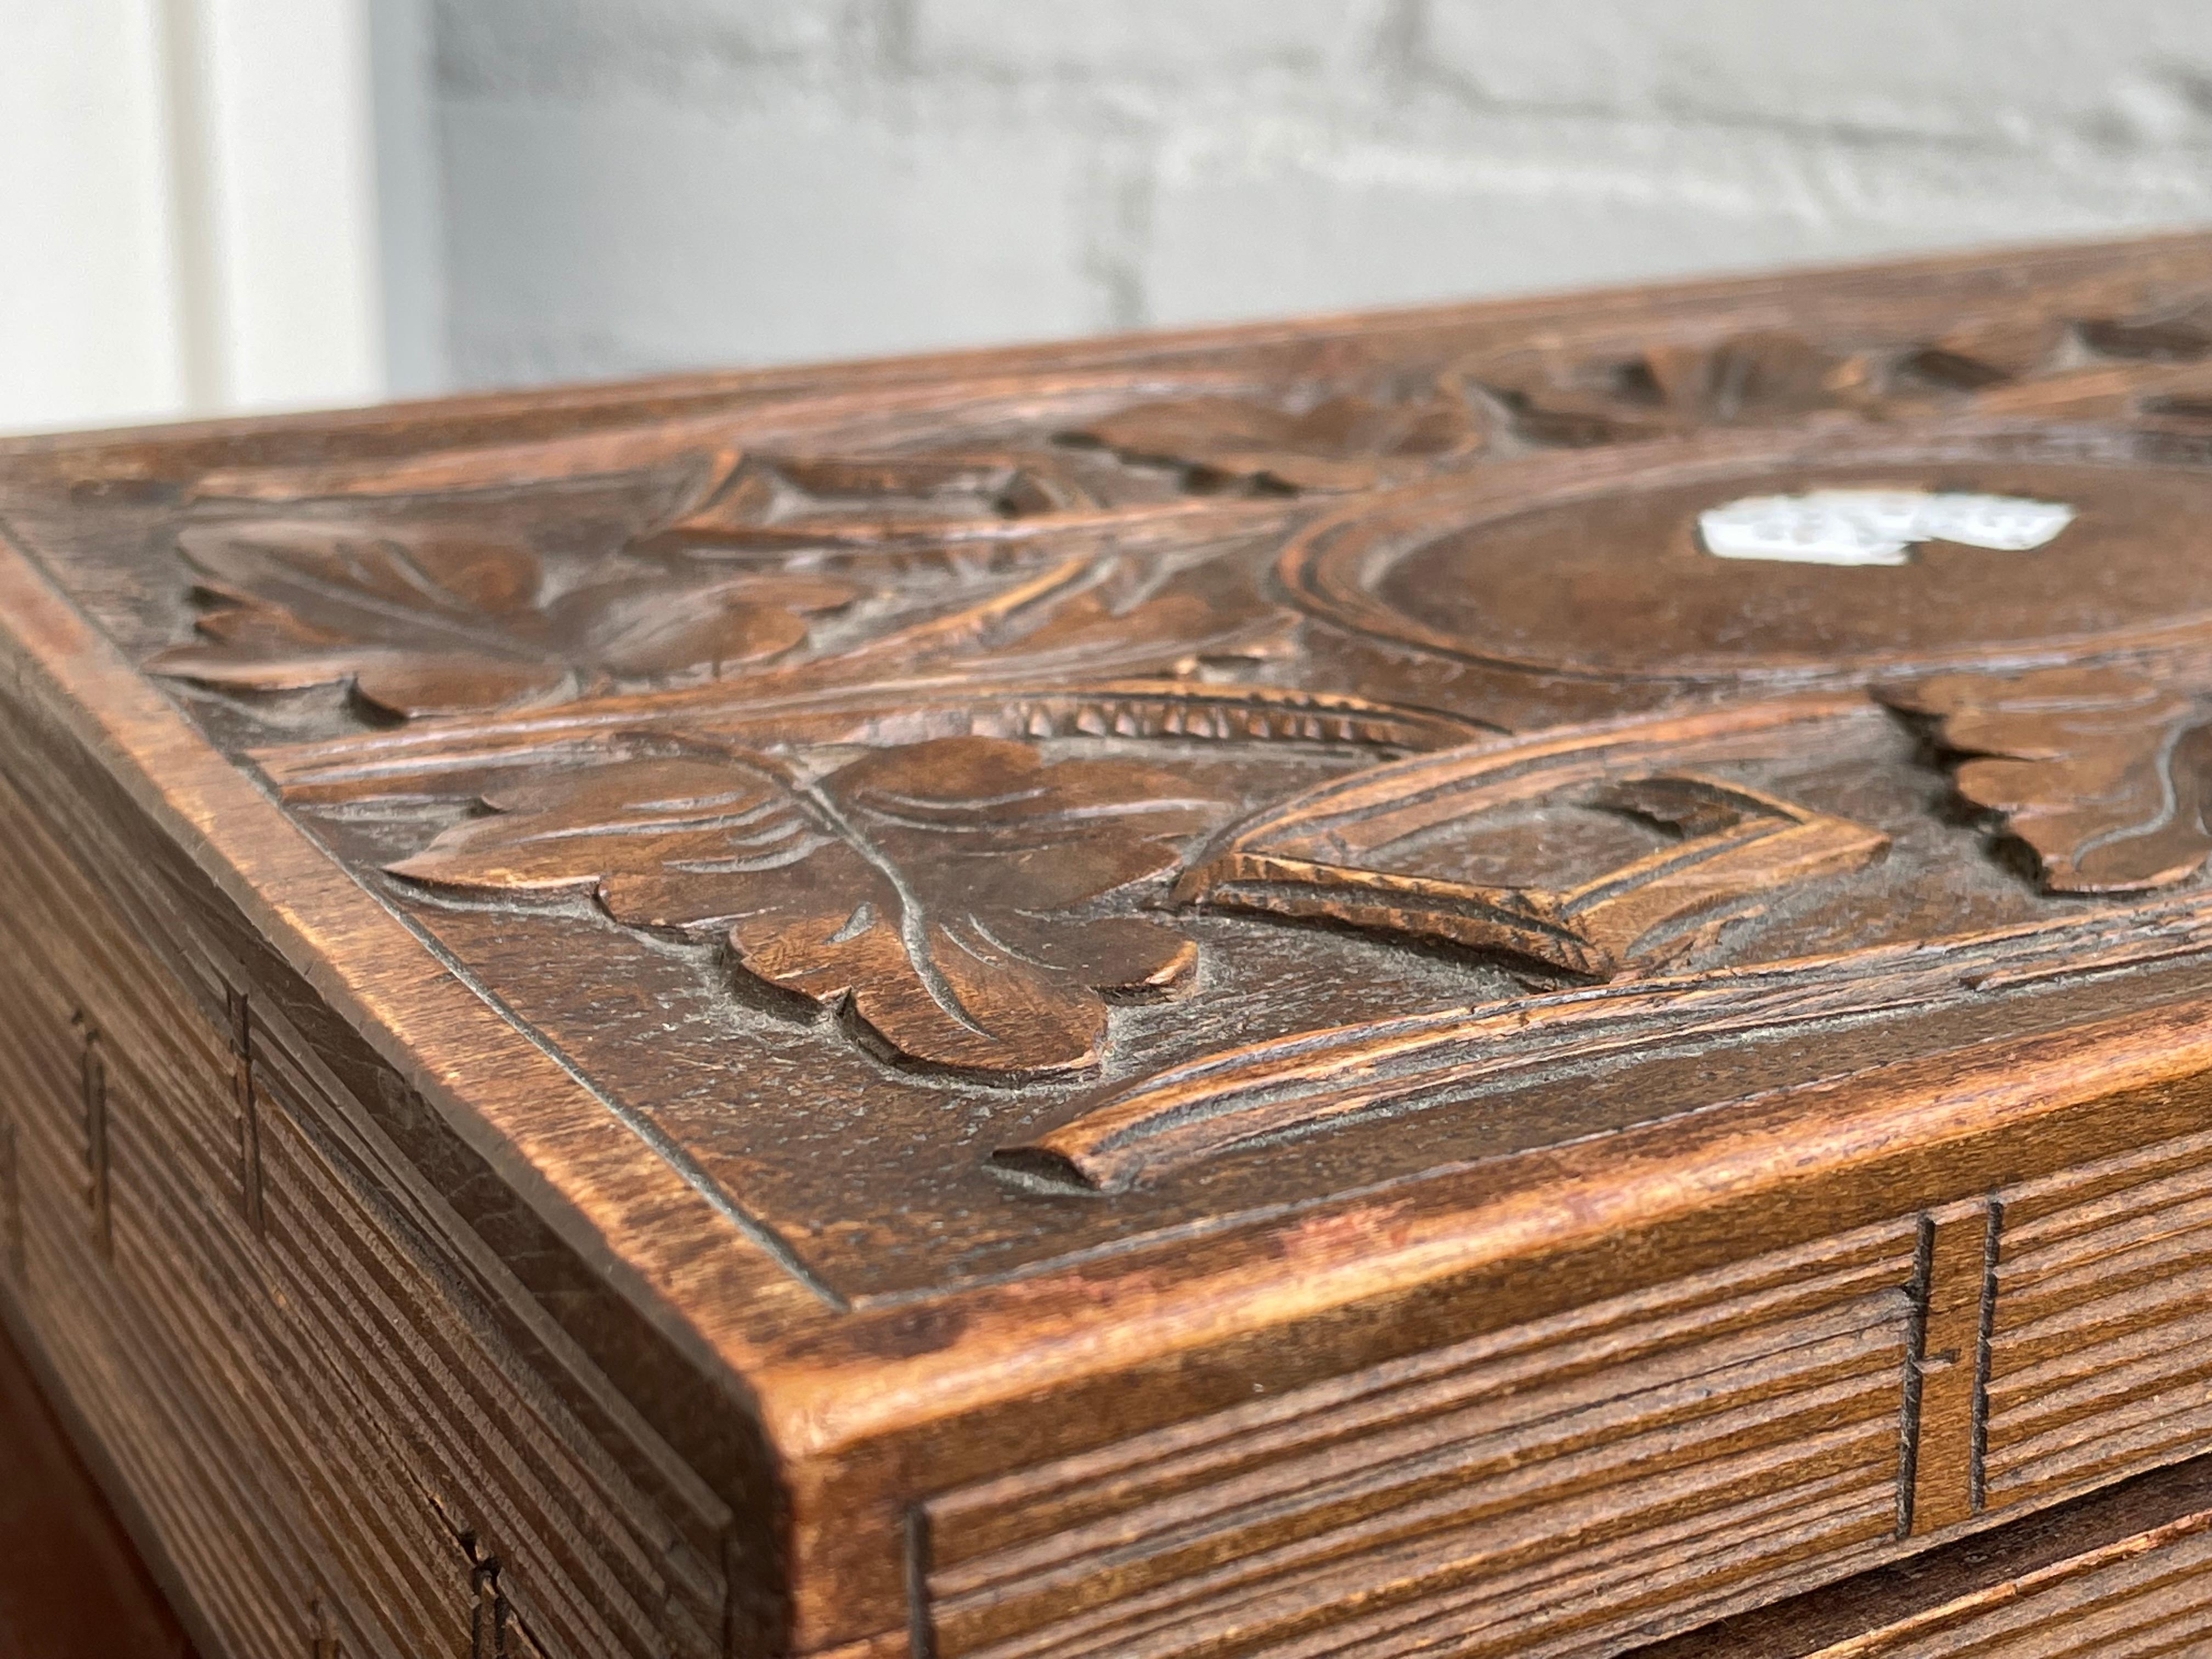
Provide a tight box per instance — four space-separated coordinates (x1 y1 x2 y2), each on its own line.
1282 430 2212 681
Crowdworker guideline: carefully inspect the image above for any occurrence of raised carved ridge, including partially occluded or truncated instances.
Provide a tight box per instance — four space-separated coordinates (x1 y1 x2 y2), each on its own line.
189 407 753 507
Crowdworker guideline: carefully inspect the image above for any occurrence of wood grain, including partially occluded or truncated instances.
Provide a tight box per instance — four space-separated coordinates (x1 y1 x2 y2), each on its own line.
0 701 731 1656
1982 1124 2212 1518
9 233 2212 1655
1629 1452 2212 1657
921 1222 1921 1658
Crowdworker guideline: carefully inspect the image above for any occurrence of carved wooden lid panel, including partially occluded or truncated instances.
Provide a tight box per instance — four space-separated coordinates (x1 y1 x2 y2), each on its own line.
13 238 2212 1305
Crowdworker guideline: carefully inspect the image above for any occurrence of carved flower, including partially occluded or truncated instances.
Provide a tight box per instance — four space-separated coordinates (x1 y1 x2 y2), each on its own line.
387 736 1224 1075
1066 393 1487 493
146 519 858 718
1883 666 2212 893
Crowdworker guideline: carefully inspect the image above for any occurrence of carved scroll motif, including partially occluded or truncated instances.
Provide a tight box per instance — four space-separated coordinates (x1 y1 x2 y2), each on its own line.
390 736 1223 1076
1883 666 2212 894
1003 896 2212 1192
1176 701 1891 980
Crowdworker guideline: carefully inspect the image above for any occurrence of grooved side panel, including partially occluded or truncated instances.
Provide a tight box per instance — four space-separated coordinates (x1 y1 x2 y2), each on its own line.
922 1226 1922 1659
1984 1125 2212 1519
1621 1455 2212 1658
1799 1522 2212 1658
0 793 453 1658
0 747 725 1657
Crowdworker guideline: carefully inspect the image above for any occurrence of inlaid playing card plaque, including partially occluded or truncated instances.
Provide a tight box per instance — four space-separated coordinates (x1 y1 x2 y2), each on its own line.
12 236 2212 1658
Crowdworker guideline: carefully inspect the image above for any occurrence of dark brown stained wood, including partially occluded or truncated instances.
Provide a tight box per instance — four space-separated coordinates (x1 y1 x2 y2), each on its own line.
0 1312 201 1659
16 233 2212 1656
386 736 1220 1076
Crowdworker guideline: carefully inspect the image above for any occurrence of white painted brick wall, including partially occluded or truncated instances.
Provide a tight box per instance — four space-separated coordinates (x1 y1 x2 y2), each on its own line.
431 0 2212 388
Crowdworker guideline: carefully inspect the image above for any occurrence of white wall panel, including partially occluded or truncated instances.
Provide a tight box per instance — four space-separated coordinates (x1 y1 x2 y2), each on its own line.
0 0 397 434
0 0 187 432
166 0 385 411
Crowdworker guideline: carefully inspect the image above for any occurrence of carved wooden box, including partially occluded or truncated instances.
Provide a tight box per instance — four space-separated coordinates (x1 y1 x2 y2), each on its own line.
8 234 2212 1658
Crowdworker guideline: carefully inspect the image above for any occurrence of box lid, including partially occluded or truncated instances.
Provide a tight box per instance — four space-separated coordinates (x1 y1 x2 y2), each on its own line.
12 233 2212 1654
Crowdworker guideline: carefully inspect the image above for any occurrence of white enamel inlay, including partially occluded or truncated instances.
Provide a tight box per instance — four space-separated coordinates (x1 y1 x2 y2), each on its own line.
1696 489 2075 567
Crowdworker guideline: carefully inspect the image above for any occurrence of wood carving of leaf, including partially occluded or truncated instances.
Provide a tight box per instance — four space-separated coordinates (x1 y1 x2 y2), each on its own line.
146 520 857 718
146 520 570 713
1883 666 2212 893
388 737 1223 1075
